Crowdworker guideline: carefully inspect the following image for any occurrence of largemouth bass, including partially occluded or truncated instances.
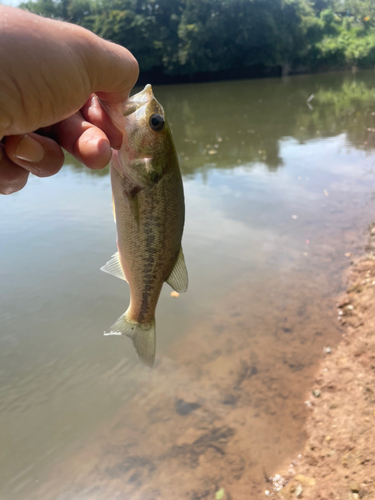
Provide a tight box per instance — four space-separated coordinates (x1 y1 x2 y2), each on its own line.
101 85 188 367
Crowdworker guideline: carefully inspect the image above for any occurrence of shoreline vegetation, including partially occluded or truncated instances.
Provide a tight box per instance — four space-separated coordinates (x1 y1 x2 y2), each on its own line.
19 0 375 85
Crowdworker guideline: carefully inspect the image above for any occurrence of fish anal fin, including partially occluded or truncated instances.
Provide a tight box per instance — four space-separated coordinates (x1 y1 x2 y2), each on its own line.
100 252 128 282
104 312 155 367
166 247 188 293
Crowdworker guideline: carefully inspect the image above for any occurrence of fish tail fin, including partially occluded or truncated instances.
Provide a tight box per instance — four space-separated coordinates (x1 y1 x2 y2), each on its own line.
104 312 156 367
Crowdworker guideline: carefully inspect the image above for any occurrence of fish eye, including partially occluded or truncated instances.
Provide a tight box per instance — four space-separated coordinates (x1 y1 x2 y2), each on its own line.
149 114 165 131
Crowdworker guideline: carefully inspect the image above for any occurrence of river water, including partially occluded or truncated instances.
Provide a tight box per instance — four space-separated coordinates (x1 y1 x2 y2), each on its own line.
1 71 375 499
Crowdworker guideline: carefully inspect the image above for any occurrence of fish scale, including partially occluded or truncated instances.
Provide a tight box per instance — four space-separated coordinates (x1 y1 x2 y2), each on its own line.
101 84 188 367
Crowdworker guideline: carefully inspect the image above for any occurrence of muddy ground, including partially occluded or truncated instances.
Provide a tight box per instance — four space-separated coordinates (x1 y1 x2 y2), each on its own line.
272 226 375 500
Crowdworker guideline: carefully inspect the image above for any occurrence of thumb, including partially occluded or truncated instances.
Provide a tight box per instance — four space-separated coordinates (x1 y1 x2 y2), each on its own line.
87 37 139 104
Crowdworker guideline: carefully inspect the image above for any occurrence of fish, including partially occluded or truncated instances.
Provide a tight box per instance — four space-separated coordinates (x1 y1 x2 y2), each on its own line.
100 84 188 367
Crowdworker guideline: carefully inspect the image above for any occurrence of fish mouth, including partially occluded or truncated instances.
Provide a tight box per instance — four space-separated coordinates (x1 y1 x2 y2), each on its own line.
123 84 154 116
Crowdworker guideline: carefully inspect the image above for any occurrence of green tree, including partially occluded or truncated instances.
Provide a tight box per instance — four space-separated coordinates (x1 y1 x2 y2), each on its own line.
19 0 375 80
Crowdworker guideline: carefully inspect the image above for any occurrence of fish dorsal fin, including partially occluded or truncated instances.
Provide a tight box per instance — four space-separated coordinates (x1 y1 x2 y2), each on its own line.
100 252 128 282
166 247 188 293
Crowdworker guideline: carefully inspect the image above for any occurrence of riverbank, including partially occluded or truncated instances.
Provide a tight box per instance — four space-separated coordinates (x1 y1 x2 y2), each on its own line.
271 224 375 499
136 64 360 87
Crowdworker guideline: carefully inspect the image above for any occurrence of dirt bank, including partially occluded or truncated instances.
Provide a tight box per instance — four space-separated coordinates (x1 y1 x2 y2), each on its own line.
271 225 375 500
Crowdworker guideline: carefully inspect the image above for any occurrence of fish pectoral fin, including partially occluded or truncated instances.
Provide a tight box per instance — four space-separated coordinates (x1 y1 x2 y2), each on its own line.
100 252 128 282
104 313 156 367
166 247 188 293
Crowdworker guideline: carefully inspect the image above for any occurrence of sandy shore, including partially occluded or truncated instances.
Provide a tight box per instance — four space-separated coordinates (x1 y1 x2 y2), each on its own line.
272 224 375 499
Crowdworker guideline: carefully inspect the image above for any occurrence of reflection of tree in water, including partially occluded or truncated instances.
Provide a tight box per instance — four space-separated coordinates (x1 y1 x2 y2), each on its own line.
296 80 375 149
165 71 375 175
65 71 375 178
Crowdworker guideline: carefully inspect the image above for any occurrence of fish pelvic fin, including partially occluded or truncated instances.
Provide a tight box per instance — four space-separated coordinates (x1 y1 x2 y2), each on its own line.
100 252 128 282
166 247 188 293
104 312 156 368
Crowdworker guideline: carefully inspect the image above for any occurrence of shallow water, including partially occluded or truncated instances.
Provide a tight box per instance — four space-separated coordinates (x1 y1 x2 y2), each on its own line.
1 71 375 499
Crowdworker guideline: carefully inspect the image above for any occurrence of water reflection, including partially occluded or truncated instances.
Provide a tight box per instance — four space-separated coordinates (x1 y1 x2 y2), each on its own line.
163 72 375 174
68 71 375 179
1 70 375 499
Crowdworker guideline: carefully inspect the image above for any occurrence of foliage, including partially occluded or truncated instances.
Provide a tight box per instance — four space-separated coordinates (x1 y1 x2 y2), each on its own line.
19 0 375 80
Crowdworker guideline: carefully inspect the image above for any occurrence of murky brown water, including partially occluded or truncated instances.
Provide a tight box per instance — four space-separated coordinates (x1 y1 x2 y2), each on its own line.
2 71 375 499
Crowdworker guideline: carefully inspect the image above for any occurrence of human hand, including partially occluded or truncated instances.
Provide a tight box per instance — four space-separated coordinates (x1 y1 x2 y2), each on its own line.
0 5 139 194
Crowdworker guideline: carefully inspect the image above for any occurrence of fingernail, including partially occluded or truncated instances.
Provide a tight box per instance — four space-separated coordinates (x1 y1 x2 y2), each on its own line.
16 135 44 162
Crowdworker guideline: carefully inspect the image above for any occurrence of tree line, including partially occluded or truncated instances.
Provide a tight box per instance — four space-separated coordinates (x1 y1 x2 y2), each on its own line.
20 0 375 82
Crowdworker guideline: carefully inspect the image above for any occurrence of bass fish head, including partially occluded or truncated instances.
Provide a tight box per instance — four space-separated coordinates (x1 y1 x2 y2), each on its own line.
122 84 172 160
